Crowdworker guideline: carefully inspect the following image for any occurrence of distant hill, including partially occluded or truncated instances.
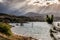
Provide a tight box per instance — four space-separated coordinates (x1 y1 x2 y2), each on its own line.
24 12 41 17
24 12 60 21
0 13 30 23
24 12 45 21
0 13 60 22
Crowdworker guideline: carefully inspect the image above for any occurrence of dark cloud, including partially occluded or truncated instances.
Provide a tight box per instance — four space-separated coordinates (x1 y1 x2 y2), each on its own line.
0 0 27 15
58 0 60 1
3 0 25 3
0 3 8 12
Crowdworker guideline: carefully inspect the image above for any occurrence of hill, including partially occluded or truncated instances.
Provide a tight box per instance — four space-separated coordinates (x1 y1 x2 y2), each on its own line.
24 12 45 21
24 12 60 21
0 12 60 22
0 13 30 23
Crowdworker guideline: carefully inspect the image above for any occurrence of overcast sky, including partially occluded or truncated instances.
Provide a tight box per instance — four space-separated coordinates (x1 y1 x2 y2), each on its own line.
0 0 59 15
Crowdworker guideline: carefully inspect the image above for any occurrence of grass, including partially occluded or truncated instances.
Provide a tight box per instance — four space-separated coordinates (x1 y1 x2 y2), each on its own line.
0 33 37 40
0 22 12 36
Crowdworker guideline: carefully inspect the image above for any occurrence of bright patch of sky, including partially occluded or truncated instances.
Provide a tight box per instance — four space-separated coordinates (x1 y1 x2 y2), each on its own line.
27 0 59 6
0 0 3 2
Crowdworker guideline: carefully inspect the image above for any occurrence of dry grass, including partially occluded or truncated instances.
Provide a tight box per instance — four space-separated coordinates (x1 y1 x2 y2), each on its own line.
0 33 38 40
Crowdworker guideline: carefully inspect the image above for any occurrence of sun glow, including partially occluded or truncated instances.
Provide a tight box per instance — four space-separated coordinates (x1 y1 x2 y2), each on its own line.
0 0 3 2
27 0 60 6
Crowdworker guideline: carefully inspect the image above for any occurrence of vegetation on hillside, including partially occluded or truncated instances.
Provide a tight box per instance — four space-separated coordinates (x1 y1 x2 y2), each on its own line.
0 13 45 22
0 13 31 23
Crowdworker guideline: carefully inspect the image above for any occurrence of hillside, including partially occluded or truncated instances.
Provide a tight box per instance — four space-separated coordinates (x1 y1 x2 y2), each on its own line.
38 4 60 17
0 13 30 23
24 12 60 21
0 13 45 22
24 12 45 21
0 12 60 22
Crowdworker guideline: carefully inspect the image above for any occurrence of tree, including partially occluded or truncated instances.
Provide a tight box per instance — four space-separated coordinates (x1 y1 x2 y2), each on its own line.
46 15 54 24
46 15 57 40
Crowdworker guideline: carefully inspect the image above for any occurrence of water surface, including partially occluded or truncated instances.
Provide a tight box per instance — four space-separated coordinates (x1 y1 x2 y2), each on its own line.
10 22 59 40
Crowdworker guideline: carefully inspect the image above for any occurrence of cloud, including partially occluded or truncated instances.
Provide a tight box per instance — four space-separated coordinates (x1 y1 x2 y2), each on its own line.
0 0 3 2
0 0 60 16
0 0 27 15
0 0 38 15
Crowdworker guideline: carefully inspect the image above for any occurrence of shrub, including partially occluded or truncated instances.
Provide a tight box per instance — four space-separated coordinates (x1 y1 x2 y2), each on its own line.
46 15 54 24
0 22 12 36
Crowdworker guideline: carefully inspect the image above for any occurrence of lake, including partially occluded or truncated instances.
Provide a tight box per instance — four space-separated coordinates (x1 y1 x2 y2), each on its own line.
9 22 60 40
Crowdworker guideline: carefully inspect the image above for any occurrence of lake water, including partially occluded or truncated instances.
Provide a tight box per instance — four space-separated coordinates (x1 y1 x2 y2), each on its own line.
10 22 60 40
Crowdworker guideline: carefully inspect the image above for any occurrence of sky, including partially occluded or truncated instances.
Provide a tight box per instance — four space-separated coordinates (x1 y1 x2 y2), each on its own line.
0 0 60 15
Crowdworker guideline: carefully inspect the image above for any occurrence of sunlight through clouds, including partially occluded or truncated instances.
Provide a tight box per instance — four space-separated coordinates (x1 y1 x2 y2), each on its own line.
0 0 3 2
0 0 60 15
27 0 60 6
